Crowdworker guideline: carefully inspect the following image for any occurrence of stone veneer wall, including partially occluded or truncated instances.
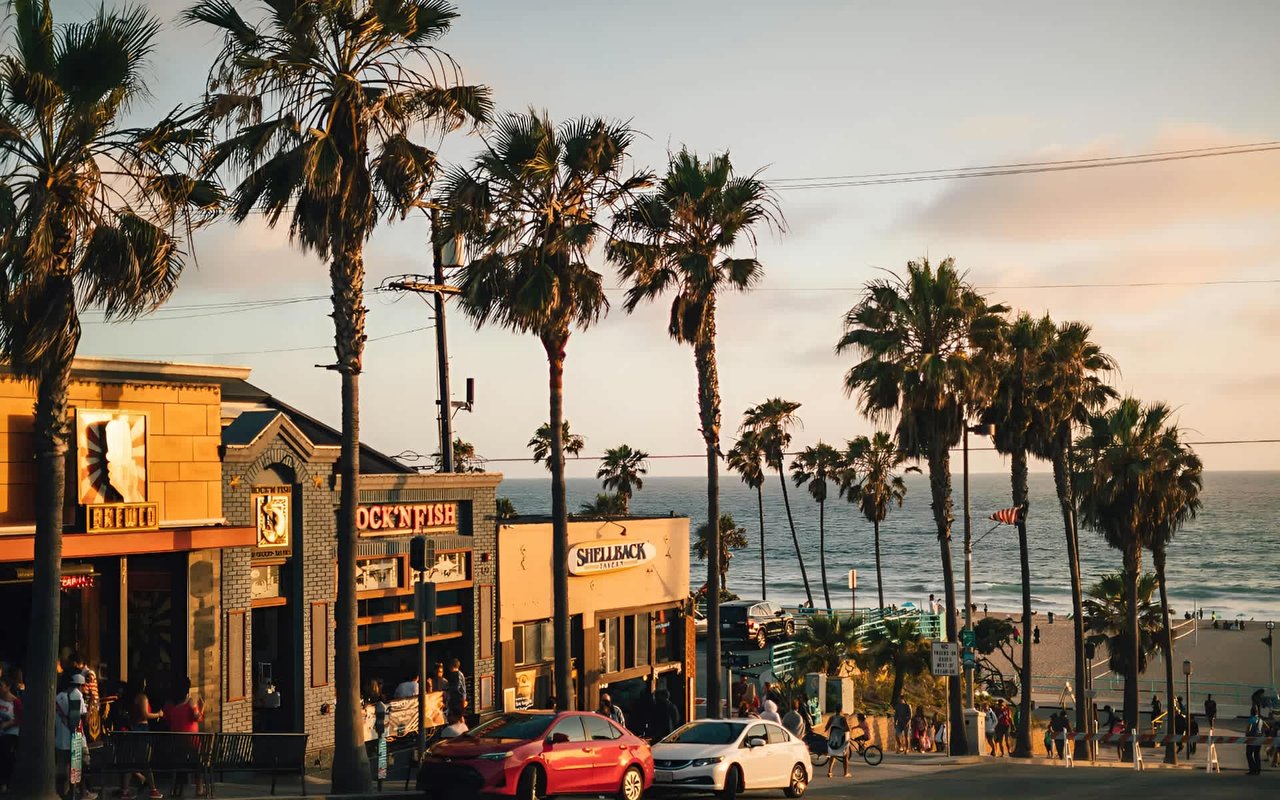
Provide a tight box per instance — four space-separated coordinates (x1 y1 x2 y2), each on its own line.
220 545 254 732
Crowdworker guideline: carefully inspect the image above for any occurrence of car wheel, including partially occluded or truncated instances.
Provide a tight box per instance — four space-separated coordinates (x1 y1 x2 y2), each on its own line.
756 628 768 649
784 619 795 637
517 765 547 800
718 765 742 800
784 764 808 798
617 766 644 800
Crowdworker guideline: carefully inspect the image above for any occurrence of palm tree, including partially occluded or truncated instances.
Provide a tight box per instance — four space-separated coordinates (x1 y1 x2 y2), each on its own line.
0 2 214 791
866 617 931 707
839 432 918 611
986 312 1056 757
726 431 769 599
528 421 586 471
578 492 626 517
1146 420 1203 762
190 0 489 785
597 445 649 513
743 399 814 608
435 438 485 472
496 497 518 519
1076 398 1178 743
1032 321 1116 757
794 614 861 677
609 149 780 718
441 111 648 711
695 514 750 593
791 442 842 611
1083 571 1164 682
836 257 1006 755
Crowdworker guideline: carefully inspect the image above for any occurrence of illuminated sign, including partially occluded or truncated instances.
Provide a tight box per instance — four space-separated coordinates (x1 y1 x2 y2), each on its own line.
356 502 457 536
254 488 291 549
568 540 655 576
76 409 148 505
86 502 159 533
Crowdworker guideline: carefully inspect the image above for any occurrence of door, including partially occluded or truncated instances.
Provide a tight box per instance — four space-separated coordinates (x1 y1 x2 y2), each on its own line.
542 715 594 794
762 722 794 785
738 723 770 788
581 714 627 790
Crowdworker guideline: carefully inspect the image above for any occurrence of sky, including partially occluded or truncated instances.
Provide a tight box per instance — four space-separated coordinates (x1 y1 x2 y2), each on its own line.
62 0 1280 478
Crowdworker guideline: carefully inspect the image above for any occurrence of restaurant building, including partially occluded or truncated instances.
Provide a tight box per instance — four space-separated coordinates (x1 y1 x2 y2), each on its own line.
496 515 695 724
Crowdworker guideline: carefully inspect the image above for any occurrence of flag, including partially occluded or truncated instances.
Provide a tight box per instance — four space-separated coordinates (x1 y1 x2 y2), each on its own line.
990 503 1028 525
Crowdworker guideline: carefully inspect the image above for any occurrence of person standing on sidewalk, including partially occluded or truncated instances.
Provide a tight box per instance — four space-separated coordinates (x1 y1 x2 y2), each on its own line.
1245 705 1263 776
0 676 21 793
1203 694 1217 727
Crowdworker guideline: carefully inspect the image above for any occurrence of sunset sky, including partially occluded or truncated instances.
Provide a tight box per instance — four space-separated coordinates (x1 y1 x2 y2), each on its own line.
70 0 1280 477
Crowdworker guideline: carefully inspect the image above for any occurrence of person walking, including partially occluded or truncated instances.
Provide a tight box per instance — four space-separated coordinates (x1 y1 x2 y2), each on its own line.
782 698 807 740
1204 694 1217 727
825 706 852 779
650 689 680 741
893 699 911 754
0 676 21 794
983 702 998 755
598 693 626 727
1050 711 1071 759
1245 704 1263 775
162 679 205 798
122 679 163 799
760 698 782 724
56 673 97 800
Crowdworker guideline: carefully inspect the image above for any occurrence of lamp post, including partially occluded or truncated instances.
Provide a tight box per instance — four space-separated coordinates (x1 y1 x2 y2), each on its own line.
1182 660 1193 759
1084 640 1097 761
1267 622 1276 697
962 421 995 709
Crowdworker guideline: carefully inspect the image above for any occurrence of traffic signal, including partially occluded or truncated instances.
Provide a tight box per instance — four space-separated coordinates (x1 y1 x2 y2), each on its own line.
410 535 434 572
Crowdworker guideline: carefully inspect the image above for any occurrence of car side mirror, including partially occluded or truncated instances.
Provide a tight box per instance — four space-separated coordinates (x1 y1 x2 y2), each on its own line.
747 736 765 748
549 732 570 745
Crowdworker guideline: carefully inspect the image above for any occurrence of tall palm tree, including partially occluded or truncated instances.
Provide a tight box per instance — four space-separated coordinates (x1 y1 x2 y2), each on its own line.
578 492 626 517
743 399 814 608
435 437 485 472
1032 321 1116 757
609 149 780 718
866 617 931 707
839 432 918 611
791 441 842 611
529 421 586 472
0 2 213 792
726 431 769 599
794 614 861 677
694 514 750 593
1076 397 1177 744
1146 420 1203 762
190 0 489 785
597 444 649 513
986 312 1055 758
1083 571 1163 681
441 111 648 711
836 257 1006 756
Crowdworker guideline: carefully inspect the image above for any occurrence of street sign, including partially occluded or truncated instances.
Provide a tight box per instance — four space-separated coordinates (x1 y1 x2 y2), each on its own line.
961 628 975 648
847 569 857 589
931 642 960 676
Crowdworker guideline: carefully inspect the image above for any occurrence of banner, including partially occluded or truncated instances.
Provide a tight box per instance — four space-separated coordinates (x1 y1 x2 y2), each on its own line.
363 692 446 742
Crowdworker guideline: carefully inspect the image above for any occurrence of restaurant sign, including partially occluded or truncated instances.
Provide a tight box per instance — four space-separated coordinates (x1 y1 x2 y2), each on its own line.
357 502 458 536
568 539 655 576
86 502 159 534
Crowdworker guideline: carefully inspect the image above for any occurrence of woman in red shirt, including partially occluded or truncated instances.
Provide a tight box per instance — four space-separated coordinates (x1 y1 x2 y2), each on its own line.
163 679 205 797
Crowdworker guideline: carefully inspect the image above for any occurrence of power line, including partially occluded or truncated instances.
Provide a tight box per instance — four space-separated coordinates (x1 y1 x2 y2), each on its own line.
80 290 391 324
601 278 1280 293
100 325 432 359
768 142 1280 191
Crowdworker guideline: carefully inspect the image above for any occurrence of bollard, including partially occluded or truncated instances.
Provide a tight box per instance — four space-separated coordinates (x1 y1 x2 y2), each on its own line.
1132 729 1144 771
1205 728 1219 773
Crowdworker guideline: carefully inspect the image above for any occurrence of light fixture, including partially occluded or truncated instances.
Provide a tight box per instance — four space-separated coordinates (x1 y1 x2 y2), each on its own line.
1182 659 1192 677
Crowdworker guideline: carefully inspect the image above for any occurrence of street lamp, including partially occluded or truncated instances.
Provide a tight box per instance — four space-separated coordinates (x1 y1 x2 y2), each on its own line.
1267 621 1276 698
1182 660 1193 758
962 420 996 709
1085 640 1097 761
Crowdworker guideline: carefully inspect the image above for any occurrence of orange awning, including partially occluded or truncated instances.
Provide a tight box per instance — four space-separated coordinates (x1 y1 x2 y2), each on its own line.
0 525 256 562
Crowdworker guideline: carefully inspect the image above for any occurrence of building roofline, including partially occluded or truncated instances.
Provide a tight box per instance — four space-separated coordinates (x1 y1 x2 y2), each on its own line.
64 356 252 381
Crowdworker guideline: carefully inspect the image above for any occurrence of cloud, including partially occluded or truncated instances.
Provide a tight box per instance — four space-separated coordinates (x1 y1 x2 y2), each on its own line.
903 125 1280 241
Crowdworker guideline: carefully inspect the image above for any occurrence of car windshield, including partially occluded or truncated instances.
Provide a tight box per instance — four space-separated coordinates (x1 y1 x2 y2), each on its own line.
469 713 556 740
662 721 746 745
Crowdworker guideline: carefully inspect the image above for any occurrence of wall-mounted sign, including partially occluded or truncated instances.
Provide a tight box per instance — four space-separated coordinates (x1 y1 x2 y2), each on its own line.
357 502 458 536
356 557 400 592
568 540 655 576
411 551 469 584
253 488 291 549
76 409 148 505
86 502 159 533
251 563 281 600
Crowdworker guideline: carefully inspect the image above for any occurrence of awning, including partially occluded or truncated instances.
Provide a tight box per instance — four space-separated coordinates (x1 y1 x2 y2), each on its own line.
0 525 256 563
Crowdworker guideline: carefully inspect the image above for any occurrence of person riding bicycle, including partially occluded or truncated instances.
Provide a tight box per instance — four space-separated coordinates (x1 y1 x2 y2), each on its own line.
851 713 871 749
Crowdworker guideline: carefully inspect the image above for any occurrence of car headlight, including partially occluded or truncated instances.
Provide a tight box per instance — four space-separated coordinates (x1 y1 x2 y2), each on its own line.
477 752 514 761
691 757 723 767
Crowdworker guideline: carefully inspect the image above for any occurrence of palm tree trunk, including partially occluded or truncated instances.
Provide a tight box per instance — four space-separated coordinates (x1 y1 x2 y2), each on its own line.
874 520 885 611
15 363 73 800
1011 449 1033 758
777 472 814 608
1123 545 1142 760
1052 438 1089 759
545 337 573 711
891 666 905 707
926 438 968 756
757 486 766 600
818 499 831 611
331 247 371 793
1154 545 1177 764
695 307 723 718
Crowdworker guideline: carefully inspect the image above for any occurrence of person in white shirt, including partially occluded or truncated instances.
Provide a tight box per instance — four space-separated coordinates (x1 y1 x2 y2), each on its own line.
439 709 469 739
392 676 420 699
56 674 97 800
759 699 782 724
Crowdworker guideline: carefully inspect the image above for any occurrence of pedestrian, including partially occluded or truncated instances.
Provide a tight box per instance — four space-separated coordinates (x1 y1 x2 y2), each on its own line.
598 692 626 727
162 678 205 798
798 691 816 734
760 698 781 724
910 705 930 752
446 658 468 714
1204 694 1217 727
933 713 947 753
782 698 806 740
650 689 680 741
439 708 469 739
742 681 759 714
994 700 1012 757
0 676 21 794
894 698 911 754
1050 711 1071 759
1032 626 1041 644
123 679 163 799
392 674 420 698
1245 704 1263 775
1187 713 1200 757
731 674 748 710
1150 694 1162 722
983 603 988 615
983 702 998 755
1043 714 1055 757
825 706 851 778
56 673 97 800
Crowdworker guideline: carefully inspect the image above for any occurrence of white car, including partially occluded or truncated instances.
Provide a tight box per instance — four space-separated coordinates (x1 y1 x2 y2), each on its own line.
651 719 810 798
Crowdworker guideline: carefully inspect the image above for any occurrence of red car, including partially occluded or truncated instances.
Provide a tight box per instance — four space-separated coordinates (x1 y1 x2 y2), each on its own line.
418 710 654 800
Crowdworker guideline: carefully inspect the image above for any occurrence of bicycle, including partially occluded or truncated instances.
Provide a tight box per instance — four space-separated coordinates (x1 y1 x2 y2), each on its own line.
805 732 883 767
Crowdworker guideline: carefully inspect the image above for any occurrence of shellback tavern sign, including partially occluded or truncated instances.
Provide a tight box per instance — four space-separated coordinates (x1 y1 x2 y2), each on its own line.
356 501 458 536
568 540 655 576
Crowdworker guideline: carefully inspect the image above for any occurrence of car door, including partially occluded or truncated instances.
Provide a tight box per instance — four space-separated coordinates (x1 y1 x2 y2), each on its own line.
738 723 770 788
762 722 795 785
581 714 626 790
541 715 593 794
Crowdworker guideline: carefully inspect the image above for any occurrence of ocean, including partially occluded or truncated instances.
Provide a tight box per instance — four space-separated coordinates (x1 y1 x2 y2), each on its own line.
498 471 1280 619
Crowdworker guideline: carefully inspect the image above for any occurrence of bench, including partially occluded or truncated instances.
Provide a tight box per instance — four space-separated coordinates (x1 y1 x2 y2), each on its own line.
90 731 308 797
209 733 309 796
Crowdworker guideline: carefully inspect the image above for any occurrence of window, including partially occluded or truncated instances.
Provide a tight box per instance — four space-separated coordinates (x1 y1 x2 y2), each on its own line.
582 715 620 741
549 716 588 743
599 617 621 674
516 620 554 666
471 713 556 740
636 612 651 666
767 724 789 745
478 588 494 660
310 602 329 687
226 611 246 701
654 609 673 661
742 724 767 747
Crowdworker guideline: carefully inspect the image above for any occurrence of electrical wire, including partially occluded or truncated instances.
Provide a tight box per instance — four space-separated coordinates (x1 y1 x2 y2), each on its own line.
99 325 433 359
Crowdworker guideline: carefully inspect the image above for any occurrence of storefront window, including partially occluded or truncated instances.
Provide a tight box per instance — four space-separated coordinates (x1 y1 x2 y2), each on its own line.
515 620 554 666
654 609 673 661
636 612 651 666
599 617 621 674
